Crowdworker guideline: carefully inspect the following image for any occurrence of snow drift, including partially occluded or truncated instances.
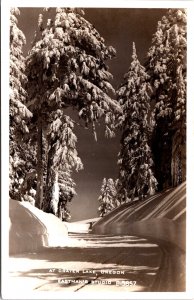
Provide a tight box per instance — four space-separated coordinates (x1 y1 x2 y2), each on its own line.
92 182 186 250
9 200 68 254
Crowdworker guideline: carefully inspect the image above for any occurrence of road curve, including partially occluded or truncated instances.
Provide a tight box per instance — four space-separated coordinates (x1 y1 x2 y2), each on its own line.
150 239 185 292
8 232 185 294
9 233 161 293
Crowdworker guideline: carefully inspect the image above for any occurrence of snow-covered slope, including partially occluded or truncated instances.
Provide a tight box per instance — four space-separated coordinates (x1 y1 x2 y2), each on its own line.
9 200 68 254
92 182 186 249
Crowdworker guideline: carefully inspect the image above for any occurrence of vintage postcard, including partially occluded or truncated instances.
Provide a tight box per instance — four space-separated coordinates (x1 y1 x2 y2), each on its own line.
1 0 194 299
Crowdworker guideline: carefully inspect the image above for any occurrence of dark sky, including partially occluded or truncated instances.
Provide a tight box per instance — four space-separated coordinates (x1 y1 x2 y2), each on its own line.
19 8 167 221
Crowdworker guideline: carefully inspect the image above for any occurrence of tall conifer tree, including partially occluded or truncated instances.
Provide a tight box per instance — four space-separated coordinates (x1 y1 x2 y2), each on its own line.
116 43 157 203
26 8 120 211
9 8 32 199
147 9 186 188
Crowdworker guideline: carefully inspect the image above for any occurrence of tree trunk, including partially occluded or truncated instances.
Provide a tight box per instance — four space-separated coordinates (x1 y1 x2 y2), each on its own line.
43 143 59 215
171 129 186 186
51 171 59 215
35 118 44 209
180 143 186 182
44 168 59 215
152 121 173 191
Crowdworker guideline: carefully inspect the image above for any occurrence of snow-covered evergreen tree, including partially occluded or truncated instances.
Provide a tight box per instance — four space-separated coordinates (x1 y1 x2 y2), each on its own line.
147 9 186 188
26 8 120 211
116 43 157 203
58 169 76 221
44 109 83 215
98 178 117 217
9 8 33 199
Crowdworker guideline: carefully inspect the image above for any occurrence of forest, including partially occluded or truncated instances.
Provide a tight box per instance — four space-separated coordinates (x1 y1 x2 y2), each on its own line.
10 7 186 221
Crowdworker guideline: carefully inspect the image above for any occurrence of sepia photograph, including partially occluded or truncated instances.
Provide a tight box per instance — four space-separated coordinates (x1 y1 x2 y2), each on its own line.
1 0 194 299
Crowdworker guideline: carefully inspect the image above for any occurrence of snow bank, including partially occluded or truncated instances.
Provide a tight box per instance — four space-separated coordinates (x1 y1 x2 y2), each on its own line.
92 182 186 250
9 200 68 255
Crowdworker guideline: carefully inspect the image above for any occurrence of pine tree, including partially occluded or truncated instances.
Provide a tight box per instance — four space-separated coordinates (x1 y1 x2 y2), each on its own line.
116 43 157 203
9 8 33 199
98 178 117 217
147 9 186 188
26 8 120 211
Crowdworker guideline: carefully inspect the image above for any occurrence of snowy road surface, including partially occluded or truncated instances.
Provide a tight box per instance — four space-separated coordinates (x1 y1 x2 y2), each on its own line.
8 232 185 296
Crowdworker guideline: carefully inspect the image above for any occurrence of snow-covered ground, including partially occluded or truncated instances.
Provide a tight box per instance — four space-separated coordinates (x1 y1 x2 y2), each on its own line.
92 182 186 249
9 182 186 254
7 233 163 295
64 217 101 233
64 222 90 233
9 200 68 254
7 184 186 296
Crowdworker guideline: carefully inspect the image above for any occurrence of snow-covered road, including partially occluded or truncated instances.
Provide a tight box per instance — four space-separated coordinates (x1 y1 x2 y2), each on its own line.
7 183 186 297
8 232 185 297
